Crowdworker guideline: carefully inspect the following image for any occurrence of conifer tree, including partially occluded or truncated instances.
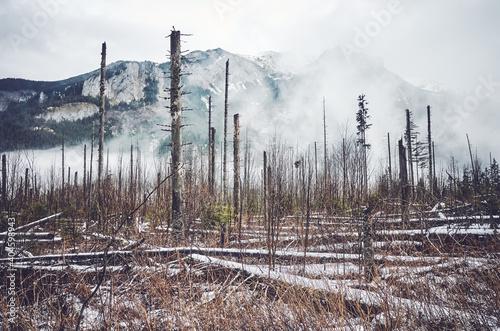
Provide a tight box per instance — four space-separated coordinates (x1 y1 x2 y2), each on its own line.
356 94 371 201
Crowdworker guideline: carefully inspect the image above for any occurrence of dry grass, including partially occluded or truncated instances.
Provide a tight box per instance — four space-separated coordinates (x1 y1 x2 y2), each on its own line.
1 211 499 330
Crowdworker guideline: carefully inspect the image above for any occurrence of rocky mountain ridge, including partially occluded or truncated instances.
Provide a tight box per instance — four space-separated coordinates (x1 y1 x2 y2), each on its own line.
0 47 493 164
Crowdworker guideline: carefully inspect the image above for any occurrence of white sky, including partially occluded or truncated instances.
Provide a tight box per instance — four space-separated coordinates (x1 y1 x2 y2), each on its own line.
0 0 499 91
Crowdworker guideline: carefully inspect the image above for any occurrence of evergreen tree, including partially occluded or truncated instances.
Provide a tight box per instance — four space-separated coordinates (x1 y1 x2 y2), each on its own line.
356 94 371 201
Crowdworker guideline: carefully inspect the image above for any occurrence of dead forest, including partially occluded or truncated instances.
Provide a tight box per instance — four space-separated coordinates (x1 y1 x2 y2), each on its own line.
1 30 499 330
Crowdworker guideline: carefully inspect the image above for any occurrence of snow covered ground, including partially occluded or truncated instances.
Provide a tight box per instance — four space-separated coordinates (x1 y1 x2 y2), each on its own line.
1 209 499 330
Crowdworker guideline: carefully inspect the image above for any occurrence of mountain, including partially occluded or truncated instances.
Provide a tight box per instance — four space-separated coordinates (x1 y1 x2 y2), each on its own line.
406 77 455 94
0 48 496 165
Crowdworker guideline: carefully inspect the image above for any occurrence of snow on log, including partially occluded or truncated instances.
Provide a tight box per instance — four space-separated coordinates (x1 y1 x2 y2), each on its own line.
188 253 474 324
0 212 63 235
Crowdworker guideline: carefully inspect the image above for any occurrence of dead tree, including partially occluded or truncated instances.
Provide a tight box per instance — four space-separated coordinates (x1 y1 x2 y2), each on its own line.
136 145 142 209
399 139 409 225
302 154 313 274
105 148 110 178
467 134 478 186
96 42 107 230
263 151 270 271
223 59 229 201
432 141 437 190
67 167 71 196
61 136 65 201
208 95 213 192
98 42 106 195
233 114 241 242
88 123 94 215
169 29 185 243
243 133 251 216
342 138 347 211
83 144 87 204
24 168 29 202
362 206 376 282
427 105 433 194
130 144 134 207
405 109 415 198
314 141 318 185
117 154 123 208
387 132 392 192
210 127 216 195
2 154 6 209
323 98 328 190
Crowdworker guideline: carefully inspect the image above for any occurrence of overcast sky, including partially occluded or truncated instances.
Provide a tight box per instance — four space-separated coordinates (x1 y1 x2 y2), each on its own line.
0 0 499 90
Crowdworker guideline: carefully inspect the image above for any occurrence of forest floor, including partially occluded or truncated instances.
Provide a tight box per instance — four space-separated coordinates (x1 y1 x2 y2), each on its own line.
1 203 499 330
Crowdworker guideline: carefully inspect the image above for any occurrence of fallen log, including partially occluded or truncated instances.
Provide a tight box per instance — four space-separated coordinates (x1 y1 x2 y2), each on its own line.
0 246 361 264
0 232 55 240
187 254 476 327
0 213 63 235
2 245 484 266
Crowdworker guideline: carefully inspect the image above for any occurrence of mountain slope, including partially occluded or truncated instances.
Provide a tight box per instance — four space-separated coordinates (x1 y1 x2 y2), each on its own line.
0 48 495 164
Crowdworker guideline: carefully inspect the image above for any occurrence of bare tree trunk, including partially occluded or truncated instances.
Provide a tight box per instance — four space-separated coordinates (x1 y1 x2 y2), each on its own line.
399 139 409 225
387 132 392 193
97 42 106 230
268 163 274 269
83 144 87 204
342 138 348 212
62 136 65 202
2 154 6 209
223 59 229 201
263 151 270 272
24 168 29 203
363 141 368 202
67 167 71 196
362 206 375 282
170 29 185 244
432 142 437 192
136 145 141 208
303 155 313 274
33 174 37 199
210 127 216 195
427 105 433 195
98 42 106 193
314 142 318 187
467 134 477 186
88 124 94 217
323 98 328 192
233 114 240 242
405 109 415 199
130 144 134 208
118 155 122 209
105 148 109 179
244 132 251 216
208 95 213 192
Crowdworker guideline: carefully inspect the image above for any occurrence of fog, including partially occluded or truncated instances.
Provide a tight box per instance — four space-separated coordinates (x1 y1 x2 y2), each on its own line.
1 0 499 182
